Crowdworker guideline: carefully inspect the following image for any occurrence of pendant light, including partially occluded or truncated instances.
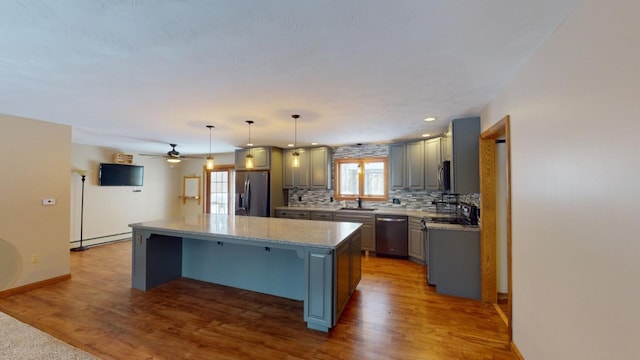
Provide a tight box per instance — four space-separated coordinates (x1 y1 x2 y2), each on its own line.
245 120 254 169
291 114 300 168
205 125 215 170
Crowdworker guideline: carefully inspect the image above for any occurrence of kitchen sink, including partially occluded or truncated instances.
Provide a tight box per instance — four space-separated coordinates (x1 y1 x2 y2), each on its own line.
339 207 376 211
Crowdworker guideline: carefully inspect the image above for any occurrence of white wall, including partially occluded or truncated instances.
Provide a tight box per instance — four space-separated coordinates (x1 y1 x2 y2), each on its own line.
70 144 180 247
0 114 71 290
481 0 640 358
176 152 236 217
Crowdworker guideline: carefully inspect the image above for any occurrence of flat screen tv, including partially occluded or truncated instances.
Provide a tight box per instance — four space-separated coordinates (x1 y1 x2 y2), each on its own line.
99 163 144 186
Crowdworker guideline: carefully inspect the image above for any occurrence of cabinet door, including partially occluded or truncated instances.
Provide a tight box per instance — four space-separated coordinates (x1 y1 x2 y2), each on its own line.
406 140 425 190
305 248 334 329
424 138 442 190
252 147 270 169
310 147 330 189
235 149 250 170
236 147 271 170
389 143 406 190
450 117 480 193
360 223 375 251
283 149 309 189
408 225 425 262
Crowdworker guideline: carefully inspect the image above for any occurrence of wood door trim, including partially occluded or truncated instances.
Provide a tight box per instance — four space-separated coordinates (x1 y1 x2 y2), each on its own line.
479 115 512 340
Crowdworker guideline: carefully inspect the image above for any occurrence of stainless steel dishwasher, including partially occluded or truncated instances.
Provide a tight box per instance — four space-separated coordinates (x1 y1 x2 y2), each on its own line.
375 214 408 258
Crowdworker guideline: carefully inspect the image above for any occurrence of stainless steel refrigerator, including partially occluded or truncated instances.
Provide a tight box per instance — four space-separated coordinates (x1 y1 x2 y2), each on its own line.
235 171 270 217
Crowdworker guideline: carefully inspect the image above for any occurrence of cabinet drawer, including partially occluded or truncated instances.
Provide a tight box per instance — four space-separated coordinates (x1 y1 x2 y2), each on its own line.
311 211 334 221
275 209 310 220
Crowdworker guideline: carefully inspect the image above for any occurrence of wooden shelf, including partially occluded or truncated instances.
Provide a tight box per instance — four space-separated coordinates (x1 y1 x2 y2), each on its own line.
114 153 134 164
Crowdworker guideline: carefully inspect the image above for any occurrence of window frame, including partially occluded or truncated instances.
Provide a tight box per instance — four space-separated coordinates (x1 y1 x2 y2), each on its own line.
334 157 388 201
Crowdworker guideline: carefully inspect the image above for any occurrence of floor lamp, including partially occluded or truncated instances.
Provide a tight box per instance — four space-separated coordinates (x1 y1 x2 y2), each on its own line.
71 170 89 252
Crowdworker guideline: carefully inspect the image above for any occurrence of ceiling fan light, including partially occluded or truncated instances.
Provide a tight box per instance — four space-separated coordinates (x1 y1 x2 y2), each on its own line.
167 158 181 164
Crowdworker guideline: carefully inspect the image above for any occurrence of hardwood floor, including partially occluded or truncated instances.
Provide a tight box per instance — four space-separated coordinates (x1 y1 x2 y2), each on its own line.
0 241 514 359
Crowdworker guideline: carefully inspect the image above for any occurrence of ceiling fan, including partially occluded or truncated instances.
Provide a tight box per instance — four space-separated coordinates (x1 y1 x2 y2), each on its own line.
139 143 203 163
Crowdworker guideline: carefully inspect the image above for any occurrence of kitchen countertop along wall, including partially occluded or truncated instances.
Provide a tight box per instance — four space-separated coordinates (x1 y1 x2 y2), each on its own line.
275 206 480 232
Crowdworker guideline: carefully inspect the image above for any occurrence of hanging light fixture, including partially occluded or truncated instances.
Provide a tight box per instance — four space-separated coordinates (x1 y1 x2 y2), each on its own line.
245 120 254 169
291 114 300 168
206 125 215 170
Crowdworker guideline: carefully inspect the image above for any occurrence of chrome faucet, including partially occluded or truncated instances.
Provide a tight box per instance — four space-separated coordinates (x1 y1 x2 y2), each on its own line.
356 197 362 209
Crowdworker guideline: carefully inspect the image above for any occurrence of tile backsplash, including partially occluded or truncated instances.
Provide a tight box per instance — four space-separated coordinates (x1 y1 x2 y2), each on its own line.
285 143 480 213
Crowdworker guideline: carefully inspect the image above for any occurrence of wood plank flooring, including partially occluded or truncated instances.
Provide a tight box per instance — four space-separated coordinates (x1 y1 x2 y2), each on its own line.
0 241 514 359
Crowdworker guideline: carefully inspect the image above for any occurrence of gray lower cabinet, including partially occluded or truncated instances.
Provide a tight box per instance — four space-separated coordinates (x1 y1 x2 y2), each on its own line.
408 217 425 263
334 230 362 320
334 211 375 252
311 210 334 221
275 209 310 220
427 228 480 300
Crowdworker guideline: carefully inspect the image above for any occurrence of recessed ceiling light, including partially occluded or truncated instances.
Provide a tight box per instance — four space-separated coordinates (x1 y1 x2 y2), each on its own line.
288 143 294 147
421 133 431 137
311 142 318 146
424 117 436 122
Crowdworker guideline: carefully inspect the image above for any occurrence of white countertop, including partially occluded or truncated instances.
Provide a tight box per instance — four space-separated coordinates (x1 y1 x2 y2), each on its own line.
130 214 362 249
275 206 480 231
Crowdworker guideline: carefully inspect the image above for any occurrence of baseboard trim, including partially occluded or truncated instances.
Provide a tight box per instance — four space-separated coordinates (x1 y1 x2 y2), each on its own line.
0 274 71 299
511 341 524 360
493 302 509 327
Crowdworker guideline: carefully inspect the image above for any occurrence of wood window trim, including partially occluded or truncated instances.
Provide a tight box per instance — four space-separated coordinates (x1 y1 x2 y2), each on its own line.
334 157 388 201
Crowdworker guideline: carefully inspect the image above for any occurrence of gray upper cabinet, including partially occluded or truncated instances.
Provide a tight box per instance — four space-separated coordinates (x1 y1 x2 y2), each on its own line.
406 140 425 190
389 138 442 191
235 147 271 170
448 117 480 194
424 137 442 190
389 143 406 190
283 148 310 188
309 147 330 189
283 146 330 189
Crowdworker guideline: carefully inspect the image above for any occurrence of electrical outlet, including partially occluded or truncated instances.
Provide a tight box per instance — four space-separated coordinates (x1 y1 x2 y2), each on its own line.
330 197 334 202
31 254 40 263
392 198 401 204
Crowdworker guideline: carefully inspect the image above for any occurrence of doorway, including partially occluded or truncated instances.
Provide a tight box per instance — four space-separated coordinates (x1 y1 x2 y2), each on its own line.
479 115 512 339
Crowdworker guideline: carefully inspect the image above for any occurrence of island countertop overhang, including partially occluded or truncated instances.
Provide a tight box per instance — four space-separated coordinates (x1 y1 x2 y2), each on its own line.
129 214 362 249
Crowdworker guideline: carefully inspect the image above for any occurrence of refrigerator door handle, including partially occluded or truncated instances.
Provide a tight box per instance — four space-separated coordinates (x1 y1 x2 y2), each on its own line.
245 179 251 214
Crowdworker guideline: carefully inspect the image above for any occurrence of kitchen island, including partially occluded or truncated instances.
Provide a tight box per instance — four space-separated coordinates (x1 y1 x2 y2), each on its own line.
129 214 362 332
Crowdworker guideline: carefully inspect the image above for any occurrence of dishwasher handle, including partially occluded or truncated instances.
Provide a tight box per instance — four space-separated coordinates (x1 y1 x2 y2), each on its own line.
376 217 408 222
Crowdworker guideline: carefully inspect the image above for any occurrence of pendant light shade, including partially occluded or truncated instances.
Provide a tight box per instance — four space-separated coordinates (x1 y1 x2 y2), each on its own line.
206 125 215 170
291 114 300 168
245 120 255 169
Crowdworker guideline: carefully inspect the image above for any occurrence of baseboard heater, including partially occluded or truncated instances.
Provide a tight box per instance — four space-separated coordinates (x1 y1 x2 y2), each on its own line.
70 232 131 248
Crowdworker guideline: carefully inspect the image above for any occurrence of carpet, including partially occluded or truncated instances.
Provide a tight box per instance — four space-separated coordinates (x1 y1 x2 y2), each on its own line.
0 311 97 359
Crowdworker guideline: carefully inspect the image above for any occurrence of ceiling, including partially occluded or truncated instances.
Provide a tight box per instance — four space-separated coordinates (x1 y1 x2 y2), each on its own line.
0 0 581 157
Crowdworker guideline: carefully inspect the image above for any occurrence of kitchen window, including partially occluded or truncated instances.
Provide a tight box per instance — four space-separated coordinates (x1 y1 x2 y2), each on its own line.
335 157 388 201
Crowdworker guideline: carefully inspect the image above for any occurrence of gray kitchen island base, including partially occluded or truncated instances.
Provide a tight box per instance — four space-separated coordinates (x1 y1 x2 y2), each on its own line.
130 215 362 332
